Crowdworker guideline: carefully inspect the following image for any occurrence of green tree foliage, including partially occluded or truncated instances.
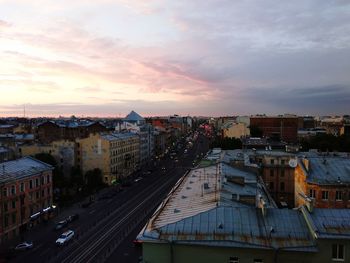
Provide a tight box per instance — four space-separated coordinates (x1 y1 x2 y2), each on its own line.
249 125 263 137
300 134 350 152
210 137 242 150
34 153 68 189
85 168 105 193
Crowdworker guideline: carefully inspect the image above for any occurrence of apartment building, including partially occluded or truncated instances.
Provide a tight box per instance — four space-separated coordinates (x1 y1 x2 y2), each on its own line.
0 157 53 243
295 153 350 208
77 132 139 185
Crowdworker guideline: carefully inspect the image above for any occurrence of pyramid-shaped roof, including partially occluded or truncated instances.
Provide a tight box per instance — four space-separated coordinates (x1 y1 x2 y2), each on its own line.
124 110 144 122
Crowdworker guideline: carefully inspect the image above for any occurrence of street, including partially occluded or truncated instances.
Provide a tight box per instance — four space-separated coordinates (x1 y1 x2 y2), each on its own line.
9 134 209 263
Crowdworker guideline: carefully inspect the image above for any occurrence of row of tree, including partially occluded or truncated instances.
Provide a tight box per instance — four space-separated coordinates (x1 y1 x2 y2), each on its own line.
34 153 106 205
300 134 350 152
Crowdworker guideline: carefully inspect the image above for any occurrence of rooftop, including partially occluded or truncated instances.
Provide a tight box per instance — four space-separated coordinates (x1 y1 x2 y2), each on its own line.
101 132 138 141
299 156 350 185
0 157 53 184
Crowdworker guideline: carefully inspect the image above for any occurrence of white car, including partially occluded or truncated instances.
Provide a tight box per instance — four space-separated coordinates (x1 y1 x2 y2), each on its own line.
56 230 74 246
15 241 33 250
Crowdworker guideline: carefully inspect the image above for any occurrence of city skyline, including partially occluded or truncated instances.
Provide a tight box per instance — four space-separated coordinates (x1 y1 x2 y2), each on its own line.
1 0 350 117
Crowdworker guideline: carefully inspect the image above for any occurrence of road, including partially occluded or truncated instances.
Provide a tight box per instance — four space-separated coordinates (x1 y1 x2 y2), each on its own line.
10 134 209 263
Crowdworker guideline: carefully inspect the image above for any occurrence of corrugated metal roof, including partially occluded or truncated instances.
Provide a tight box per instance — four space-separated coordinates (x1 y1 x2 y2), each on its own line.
310 209 350 239
101 132 138 141
0 157 53 183
304 157 350 184
144 206 316 251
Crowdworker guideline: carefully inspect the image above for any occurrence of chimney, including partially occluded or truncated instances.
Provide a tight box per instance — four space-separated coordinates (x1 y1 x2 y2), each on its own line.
302 158 310 172
305 197 314 213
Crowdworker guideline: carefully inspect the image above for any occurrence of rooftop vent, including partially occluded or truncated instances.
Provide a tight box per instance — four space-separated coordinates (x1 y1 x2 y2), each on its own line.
181 195 187 199
204 183 209 189
186 186 192 190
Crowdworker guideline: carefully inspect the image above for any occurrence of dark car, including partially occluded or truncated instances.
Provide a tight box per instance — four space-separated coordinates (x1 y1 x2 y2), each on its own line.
67 214 79 222
55 220 68 230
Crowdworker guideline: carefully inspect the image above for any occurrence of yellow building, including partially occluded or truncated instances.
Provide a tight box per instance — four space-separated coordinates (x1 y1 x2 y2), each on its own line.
18 140 76 176
221 121 250 139
77 132 140 185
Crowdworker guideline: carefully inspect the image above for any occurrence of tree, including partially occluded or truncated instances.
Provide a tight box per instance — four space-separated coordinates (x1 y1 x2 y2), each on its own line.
85 168 104 193
249 125 263 137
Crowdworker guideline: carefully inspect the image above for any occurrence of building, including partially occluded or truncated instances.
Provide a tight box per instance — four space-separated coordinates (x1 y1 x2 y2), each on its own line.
221 121 250 139
0 157 53 243
18 140 76 177
77 132 139 185
250 116 298 142
295 153 350 209
37 120 108 143
138 150 350 263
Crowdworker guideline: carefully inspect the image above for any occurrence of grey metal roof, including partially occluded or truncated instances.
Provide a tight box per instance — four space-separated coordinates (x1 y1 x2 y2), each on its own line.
310 209 350 239
0 157 53 183
101 132 138 141
302 157 350 185
142 206 316 251
124 110 145 122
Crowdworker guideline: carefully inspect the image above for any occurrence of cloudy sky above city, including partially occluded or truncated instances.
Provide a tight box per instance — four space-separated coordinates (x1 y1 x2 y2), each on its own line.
1 0 350 117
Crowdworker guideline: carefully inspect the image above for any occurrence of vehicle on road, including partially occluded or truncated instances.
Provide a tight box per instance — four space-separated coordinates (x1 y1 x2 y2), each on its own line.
15 241 33 250
67 214 79 222
161 167 166 172
56 230 74 246
55 220 68 230
134 177 143 183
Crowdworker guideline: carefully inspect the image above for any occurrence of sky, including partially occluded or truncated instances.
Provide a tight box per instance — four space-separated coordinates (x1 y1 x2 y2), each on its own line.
0 0 350 117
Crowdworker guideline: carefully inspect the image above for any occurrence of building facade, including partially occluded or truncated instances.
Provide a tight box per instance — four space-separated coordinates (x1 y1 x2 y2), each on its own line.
77 133 139 185
0 157 53 243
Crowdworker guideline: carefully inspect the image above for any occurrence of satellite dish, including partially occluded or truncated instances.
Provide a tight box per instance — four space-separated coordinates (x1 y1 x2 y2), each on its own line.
289 159 298 168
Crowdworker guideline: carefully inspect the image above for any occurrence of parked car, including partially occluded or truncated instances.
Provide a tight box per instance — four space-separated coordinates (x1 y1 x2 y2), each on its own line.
67 214 79 222
15 241 33 250
55 220 68 230
56 230 74 246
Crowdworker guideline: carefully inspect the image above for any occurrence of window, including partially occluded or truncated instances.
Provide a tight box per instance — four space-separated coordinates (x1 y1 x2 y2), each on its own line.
11 185 16 195
254 259 263 263
29 180 33 189
12 212 16 224
3 187 8 197
280 182 285 191
229 257 239 263
35 178 39 187
322 191 329 200
270 159 274 165
269 182 274 190
281 159 285 165
309 189 316 198
332 244 345 261
336 191 342 201
20 182 25 192
4 202 8 212
270 170 274 177
47 188 51 196
280 170 285 177
12 200 16 209
4 215 9 228
42 190 45 197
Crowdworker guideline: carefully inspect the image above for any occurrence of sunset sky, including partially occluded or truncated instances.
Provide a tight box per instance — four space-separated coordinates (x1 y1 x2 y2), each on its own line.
1 0 349 117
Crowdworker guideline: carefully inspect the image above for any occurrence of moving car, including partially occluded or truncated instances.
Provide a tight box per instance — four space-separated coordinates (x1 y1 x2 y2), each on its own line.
134 177 143 183
67 214 79 222
55 220 68 230
15 241 33 250
56 230 74 246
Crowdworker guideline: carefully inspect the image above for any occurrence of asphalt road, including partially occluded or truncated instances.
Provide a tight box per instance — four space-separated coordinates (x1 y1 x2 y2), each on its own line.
9 134 209 263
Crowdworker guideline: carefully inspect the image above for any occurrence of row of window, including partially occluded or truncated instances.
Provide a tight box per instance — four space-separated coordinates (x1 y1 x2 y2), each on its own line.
2 175 51 197
269 169 285 177
110 147 137 156
310 189 347 201
228 244 344 262
269 182 285 191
